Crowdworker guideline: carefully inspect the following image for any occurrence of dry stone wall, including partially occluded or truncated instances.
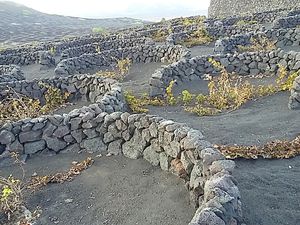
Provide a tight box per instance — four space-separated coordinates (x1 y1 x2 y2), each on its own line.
0 33 141 55
55 44 190 76
60 37 153 59
0 50 57 68
0 74 127 112
149 49 300 97
273 15 300 29
214 27 300 54
0 51 41 66
0 74 127 154
0 109 242 225
0 65 24 83
166 24 265 45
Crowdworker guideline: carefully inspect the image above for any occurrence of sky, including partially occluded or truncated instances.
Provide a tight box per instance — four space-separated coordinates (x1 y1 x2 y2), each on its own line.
6 0 211 21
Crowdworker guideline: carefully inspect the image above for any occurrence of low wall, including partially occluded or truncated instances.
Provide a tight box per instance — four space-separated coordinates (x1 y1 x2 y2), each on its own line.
289 75 300 109
0 74 127 112
0 110 242 225
149 49 300 97
0 33 142 56
0 51 41 66
206 7 300 26
214 27 300 53
288 9 300 16
60 38 152 59
167 24 265 45
55 45 190 76
0 65 24 83
207 24 264 39
273 15 300 29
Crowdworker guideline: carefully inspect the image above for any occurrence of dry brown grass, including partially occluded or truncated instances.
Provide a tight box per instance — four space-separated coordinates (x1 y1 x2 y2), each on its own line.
216 136 300 159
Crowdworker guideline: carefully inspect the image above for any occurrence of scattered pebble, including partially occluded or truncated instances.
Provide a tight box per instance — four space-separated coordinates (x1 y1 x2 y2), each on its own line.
64 198 73 203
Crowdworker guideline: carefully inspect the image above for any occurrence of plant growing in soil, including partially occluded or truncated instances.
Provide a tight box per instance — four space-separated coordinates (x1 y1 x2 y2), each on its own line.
151 28 172 42
124 92 164 113
0 154 93 224
0 84 69 124
180 90 195 105
49 46 56 55
166 60 298 116
183 59 257 114
0 153 25 221
178 16 206 26
276 64 299 91
238 36 276 52
235 20 258 27
39 83 70 114
179 27 213 47
117 58 132 77
165 80 177 105
125 61 298 117
96 58 132 81
216 135 300 159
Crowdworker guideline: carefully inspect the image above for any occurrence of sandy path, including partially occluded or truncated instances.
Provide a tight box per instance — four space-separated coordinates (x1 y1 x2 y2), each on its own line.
0 153 194 225
234 157 300 225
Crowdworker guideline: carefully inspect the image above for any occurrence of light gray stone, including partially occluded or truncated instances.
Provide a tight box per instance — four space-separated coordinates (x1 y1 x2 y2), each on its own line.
164 141 181 158
24 140 46 155
0 130 15 144
19 130 42 143
189 209 225 225
181 151 194 174
159 152 171 171
45 137 67 152
143 145 160 166
209 160 236 175
7 139 24 153
71 130 85 143
53 126 70 138
107 139 123 155
83 129 98 139
122 129 146 159
82 137 107 153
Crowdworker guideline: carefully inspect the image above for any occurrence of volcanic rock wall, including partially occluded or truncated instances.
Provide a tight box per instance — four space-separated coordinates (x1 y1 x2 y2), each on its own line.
208 0 300 18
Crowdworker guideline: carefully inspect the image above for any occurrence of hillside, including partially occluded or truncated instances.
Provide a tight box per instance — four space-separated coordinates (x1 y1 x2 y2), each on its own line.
0 1 149 46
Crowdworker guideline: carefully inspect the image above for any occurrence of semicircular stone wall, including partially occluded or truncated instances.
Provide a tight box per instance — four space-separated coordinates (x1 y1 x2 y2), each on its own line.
0 65 24 83
55 44 190 76
0 110 242 225
149 49 300 97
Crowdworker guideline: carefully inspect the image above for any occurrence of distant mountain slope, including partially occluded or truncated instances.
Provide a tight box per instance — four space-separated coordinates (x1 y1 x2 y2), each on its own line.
0 1 150 46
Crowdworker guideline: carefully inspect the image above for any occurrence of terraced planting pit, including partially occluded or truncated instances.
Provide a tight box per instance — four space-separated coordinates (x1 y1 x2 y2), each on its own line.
1 5 300 225
147 78 299 146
